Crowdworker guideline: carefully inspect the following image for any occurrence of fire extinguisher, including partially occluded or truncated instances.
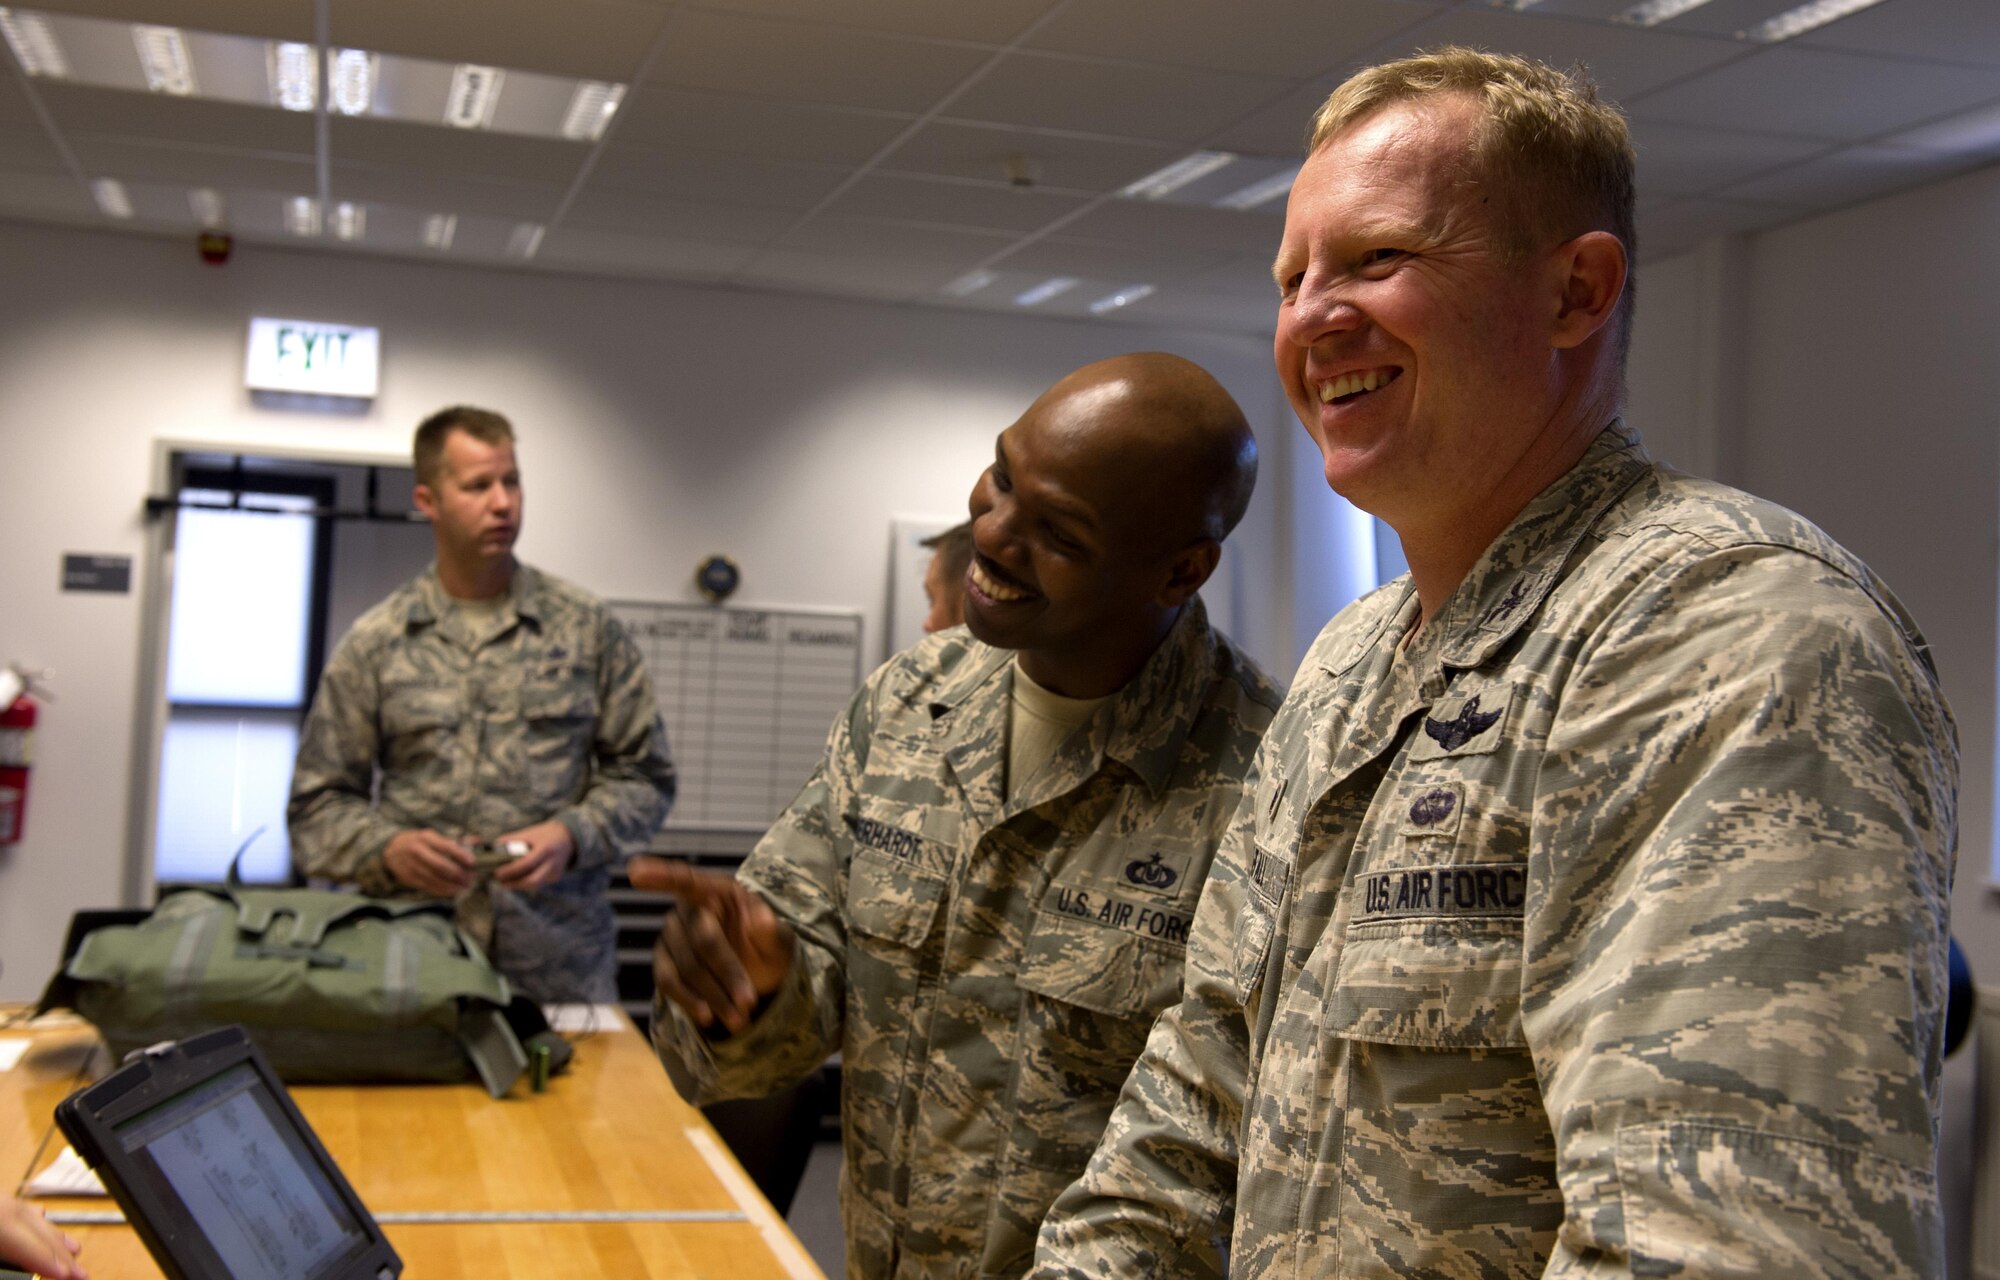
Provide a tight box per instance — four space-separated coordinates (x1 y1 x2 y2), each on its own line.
0 665 38 846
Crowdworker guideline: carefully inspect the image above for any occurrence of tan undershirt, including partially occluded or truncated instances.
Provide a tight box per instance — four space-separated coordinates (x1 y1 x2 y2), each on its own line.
1006 658 1115 802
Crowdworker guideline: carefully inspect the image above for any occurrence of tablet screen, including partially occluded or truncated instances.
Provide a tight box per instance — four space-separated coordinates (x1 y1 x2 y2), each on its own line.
113 1061 371 1279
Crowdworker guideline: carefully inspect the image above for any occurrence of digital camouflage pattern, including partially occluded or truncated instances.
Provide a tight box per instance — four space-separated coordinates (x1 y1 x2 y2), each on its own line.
1033 423 1959 1278
289 563 675 1004
651 598 1281 1279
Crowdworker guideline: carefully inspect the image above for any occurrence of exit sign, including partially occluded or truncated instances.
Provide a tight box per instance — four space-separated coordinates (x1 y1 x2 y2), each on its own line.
245 317 380 398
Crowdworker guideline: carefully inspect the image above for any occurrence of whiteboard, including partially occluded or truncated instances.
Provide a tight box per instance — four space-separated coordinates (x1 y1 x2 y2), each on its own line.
611 601 863 849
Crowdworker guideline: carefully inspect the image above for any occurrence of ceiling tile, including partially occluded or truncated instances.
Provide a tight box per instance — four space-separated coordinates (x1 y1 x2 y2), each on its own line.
644 10 992 114
24 0 314 40
878 121 1180 195
588 143 849 210
1887 97 2000 158
817 173 1089 234
1058 199 1282 257
1716 143 1981 210
1025 0 1442 81
1120 285 1274 335
772 216 1018 263
686 0 1063 45
1594 0 1794 40
37 83 315 153
331 117 588 187
540 226 757 280
0 166 98 219
737 248 973 301
330 164 565 221
610 87 912 163
328 0 671 81
1633 196 1796 260
999 233 1235 284
0 68 46 126
0 125 67 174
68 133 315 191
1204 82 1341 158
1389 9 1746 104
1625 45 2000 142
1798 0 2000 68
1626 119 1832 199
562 189 800 244
943 52 1290 146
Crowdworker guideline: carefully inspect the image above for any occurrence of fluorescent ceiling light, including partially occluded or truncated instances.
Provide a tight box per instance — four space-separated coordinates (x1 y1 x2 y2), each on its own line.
561 80 625 142
285 195 321 237
1013 277 1078 307
941 269 996 298
268 40 316 112
1089 284 1156 316
91 178 132 219
506 222 544 258
188 187 224 228
1619 0 1718 23
1741 0 1887 40
422 213 457 250
332 200 365 241
1214 165 1300 211
1121 151 1236 201
133 24 196 96
0 8 68 77
329 47 374 115
445 63 504 129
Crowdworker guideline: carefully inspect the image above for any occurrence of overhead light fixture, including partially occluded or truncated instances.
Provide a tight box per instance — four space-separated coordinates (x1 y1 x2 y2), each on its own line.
133 25 196 96
1214 165 1300 211
268 40 317 112
329 47 375 116
332 201 365 241
0 8 68 78
91 178 132 219
942 269 997 298
561 80 625 142
1089 284 1156 316
285 195 321 237
1741 0 1887 40
506 222 544 258
422 213 457 250
1013 277 1078 307
1121 151 1236 201
445 63 504 129
187 187 224 229
1618 0 1717 23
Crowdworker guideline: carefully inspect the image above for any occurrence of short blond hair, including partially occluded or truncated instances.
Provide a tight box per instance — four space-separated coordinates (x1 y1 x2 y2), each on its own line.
1311 48 1636 349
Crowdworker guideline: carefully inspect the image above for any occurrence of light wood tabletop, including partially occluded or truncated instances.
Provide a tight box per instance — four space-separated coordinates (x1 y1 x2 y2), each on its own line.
1 1008 825 1279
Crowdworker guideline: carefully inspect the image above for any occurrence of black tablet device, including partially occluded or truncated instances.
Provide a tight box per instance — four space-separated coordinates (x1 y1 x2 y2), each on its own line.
53 1025 402 1280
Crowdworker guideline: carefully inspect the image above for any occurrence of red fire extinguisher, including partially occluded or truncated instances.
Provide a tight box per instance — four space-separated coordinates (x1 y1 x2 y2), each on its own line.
0 667 37 845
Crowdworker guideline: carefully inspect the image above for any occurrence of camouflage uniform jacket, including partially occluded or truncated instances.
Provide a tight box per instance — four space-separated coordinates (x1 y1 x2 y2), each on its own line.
1033 423 1959 1278
652 598 1281 1279
288 563 675 1003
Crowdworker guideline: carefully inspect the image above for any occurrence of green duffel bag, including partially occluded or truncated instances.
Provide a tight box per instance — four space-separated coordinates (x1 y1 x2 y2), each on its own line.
40 881 561 1098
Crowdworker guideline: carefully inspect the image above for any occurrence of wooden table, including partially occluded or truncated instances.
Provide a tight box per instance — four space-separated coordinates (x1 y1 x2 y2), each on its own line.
1 1009 824 1279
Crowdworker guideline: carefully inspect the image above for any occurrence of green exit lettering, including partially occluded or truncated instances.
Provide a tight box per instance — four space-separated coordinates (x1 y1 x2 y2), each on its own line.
274 326 353 371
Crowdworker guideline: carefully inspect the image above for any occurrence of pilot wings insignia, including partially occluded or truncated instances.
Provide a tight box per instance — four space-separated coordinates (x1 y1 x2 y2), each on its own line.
1423 695 1503 752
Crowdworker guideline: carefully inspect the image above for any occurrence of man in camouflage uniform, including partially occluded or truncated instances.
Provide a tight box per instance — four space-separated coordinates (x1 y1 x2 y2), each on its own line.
289 406 675 1004
641 353 1283 1278
1033 51 1958 1278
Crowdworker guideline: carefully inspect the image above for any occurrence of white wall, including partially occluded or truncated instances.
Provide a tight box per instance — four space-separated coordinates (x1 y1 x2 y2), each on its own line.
0 220 1337 1001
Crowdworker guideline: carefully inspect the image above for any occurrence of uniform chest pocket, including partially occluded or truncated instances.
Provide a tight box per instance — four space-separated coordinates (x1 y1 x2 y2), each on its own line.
1018 910 1182 1018
845 847 946 951
1326 916 1524 1048
522 680 595 724
379 684 459 770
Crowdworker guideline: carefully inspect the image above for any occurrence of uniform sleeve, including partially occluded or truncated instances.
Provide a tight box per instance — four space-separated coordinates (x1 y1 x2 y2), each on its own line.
1030 764 1265 1278
553 615 676 870
652 680 869 1105
1525 542 1958 1278
287 633 403 896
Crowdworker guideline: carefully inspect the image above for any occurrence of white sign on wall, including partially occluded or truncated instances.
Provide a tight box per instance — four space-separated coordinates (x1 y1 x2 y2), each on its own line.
244 317 380 398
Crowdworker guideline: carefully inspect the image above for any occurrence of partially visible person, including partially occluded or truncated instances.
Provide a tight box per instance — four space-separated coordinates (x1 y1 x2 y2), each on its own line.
288 406 675 1003
1034 49 1958 1278
0 1194 84 1279
919 520 973 633
641 352 1282 1278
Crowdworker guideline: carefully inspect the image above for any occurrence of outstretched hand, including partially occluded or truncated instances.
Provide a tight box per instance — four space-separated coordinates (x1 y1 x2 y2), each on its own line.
630 856 795 1035
0 1194 85 1279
